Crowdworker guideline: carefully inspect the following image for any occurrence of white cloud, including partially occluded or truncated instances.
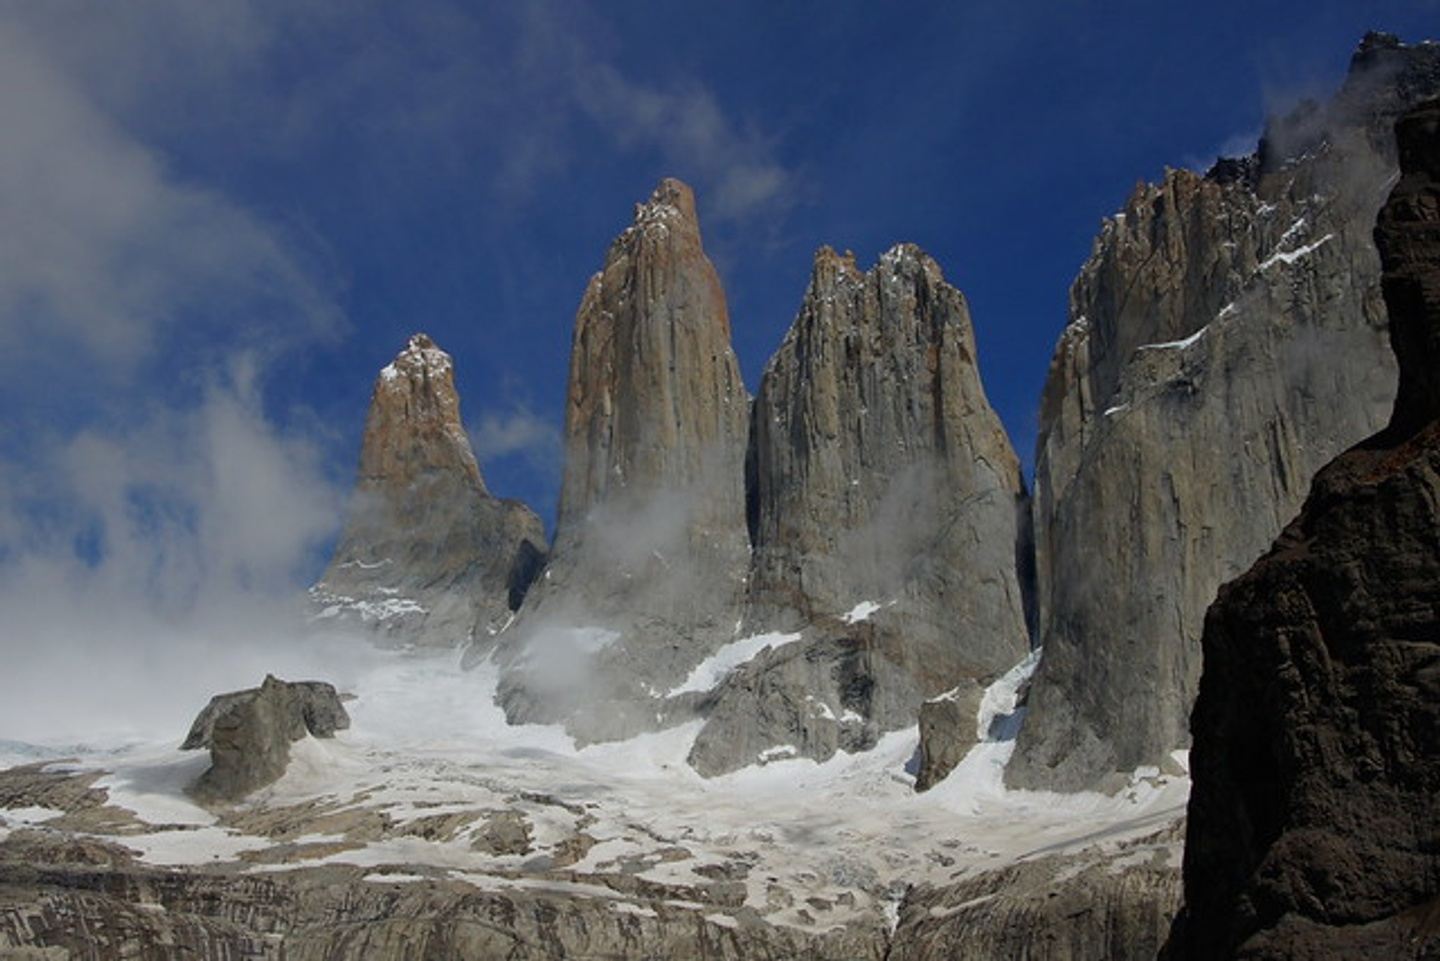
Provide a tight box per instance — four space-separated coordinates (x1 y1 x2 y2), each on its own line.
0 18 338 383
0 6 352 744
0 365 347 744
573 64 793 223
470 405 564 481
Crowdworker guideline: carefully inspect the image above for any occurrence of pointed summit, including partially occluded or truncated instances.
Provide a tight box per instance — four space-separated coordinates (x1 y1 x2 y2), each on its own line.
363 332 484 493
485 178 751 741
555 176 748 537
312 333 547 648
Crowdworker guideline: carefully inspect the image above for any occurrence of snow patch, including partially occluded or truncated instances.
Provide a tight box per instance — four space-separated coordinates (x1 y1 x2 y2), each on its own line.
667 632 802 696
1259 233 1335 271
1138 325 1208 352
842 600 884 624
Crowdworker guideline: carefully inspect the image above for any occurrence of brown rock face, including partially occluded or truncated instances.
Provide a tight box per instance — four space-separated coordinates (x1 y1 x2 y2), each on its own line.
555 178 749 538
913 681 985 792
1011 36 1440 791
1165 97 1440 961
313 334 547 649
488 179 751 738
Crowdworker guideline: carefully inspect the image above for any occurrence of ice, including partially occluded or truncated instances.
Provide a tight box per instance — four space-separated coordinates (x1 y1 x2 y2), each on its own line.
667 631 802 695
1278 216 1308 247
311 591 426 622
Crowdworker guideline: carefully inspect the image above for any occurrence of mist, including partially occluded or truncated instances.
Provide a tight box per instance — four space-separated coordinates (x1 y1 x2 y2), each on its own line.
0 368 375 748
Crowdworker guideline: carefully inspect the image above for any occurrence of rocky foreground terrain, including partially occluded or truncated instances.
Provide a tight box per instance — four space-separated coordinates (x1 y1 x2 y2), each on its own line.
0 652 1187 959
3 31 1438 961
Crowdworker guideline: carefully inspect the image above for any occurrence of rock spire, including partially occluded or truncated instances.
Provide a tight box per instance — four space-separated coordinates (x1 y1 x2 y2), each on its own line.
312 333 547 648
486 179 751 740
687 243 1031 776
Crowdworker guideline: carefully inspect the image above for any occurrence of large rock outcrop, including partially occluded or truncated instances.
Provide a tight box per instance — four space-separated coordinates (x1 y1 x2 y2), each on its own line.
687 245 1030 776
1010 34 1440 791
312 333 547 649
486 179 751 739
184 675 350 800
1165 97 1440 961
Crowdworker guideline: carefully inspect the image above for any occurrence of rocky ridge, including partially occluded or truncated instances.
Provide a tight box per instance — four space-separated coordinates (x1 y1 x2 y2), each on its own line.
312 333 547 649
1165 95 1440 961
1010 33 1440 791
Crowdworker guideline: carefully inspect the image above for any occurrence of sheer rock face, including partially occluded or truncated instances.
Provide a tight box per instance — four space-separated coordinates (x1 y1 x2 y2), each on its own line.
1010 35 1440 792
746 245 1029 667
687 245 1030 776
488 179 751 739
1165 96 1440 961
312 334 547 649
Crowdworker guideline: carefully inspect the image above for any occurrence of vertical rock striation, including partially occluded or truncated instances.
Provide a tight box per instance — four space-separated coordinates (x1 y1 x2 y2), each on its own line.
1166 96 1440 961
686 245 1030 776
489 179 751 739
312 333 547 648
1010 34 1440 791
746 245 1029 668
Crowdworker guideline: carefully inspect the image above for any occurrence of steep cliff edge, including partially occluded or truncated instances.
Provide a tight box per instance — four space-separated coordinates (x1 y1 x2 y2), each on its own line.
485 179 751 740
686 244 1030 776
1010 34 1440 791
312 333 547 648
1166 96 1440 961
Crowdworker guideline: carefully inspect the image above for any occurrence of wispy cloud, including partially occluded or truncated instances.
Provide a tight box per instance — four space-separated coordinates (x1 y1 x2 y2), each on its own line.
1181 128 1263 172
471 406 563 474
0 16 338 385
572 64 794 223
0 5 351 742
0 365 344 743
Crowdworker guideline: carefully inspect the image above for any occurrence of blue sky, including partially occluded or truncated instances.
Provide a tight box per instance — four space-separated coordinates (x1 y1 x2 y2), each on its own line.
2 0 1437 608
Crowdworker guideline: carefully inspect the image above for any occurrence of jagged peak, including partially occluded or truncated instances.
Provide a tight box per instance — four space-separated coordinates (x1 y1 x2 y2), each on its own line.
379 331 454 385
808 242 946 291
628 177 699 230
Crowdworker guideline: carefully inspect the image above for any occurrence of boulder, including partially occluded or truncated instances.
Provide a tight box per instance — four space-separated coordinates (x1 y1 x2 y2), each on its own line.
185 675 350 800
